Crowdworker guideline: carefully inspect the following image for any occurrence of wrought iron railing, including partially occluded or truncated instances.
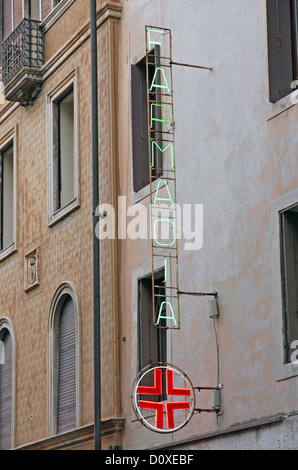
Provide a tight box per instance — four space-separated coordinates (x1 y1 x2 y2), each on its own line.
2 19 44 86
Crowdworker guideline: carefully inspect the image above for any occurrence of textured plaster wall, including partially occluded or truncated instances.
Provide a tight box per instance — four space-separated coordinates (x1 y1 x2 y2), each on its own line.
0 0 122 448
118 0 298 450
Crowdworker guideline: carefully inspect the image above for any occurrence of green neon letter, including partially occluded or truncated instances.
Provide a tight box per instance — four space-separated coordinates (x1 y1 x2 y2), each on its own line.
151 141 174 169
155 301 177 327
150 67 171 95
153 218 176 247
151 103 173 132
154 179 174 206
147 28 164 51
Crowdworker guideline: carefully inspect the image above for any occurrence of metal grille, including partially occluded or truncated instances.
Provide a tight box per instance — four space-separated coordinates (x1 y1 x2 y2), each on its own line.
2 19 44 86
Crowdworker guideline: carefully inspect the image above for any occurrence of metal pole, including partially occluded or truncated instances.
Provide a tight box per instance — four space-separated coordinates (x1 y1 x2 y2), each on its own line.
90 0 101 450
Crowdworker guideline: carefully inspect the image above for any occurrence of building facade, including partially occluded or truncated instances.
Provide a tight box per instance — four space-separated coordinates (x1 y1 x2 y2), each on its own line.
0 0 297 451
0 0 122 450
117 0 298 450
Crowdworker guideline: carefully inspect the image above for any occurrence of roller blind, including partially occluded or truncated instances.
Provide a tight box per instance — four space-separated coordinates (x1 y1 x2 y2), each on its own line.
0 330 12 450
57 296 76 434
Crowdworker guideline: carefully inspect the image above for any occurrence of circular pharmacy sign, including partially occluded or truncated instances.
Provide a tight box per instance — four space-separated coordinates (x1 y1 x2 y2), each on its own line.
131 363 195 433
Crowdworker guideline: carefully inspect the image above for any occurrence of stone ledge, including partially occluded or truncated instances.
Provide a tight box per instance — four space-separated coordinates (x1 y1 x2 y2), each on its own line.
14 417 125 450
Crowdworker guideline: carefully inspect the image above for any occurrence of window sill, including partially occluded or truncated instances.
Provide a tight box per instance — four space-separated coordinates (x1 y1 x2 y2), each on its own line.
267 91 297 121
131 179 165 205
48 198 80 227
276 361 298 382
0 243 17 262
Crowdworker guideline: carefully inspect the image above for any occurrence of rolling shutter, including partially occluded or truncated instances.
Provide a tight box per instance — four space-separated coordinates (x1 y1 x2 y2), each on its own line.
0 330 12 450
57 296 77 434
266 0 294 103
3 0 12 40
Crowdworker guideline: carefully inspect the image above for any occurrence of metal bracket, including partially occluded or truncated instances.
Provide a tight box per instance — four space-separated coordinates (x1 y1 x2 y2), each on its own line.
170 60 212 71
178 290 218 298
194 384 223 415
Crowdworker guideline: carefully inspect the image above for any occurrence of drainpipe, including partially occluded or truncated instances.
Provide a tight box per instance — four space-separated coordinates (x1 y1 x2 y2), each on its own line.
90 0 101 451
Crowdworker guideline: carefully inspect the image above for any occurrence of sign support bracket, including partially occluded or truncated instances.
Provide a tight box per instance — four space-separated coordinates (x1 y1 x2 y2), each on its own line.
194 384 223 415
170 60 212 71
178 290 218 298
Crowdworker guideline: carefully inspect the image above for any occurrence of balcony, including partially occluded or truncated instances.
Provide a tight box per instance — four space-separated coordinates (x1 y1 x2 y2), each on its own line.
2 18 44 106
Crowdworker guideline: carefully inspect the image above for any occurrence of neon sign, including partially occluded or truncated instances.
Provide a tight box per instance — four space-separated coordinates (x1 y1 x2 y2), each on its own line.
131 363 195 433
145 26 180 330
132 27 220 435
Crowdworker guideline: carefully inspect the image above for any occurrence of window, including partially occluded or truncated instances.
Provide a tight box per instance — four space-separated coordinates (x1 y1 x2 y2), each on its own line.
138 270 167 371
48 74 79 225
0 328 13 450
266 0 298 103
280 205 298 363
56 89 75 210
131 48 162 192
51 291 77 434
0 145 14 251
0 139 16 259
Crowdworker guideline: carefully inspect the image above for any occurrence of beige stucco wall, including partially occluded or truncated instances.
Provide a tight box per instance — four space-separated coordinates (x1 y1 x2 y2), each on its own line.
0 0 122 450
117 0 298 450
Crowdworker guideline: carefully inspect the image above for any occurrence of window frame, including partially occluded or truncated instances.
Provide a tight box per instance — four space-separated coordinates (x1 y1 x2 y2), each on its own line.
138 268 167 372
0 127 17 262
131 47 162 195
47 71 80 226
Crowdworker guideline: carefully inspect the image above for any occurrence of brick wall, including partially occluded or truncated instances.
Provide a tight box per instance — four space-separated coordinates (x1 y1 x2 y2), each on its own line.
42 0 53 20
13 0 23 28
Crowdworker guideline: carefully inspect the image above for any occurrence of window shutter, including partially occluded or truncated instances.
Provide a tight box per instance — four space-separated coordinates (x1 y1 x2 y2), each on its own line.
267 0 294 103
3 0 12 40
281 211 298 358
0 330 12 450
131 63 150 192
139 278 155 370
57 296 76 434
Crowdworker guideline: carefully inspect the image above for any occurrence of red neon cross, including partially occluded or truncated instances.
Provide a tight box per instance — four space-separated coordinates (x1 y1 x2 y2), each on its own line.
166 369 191 397
137 368 190 430
137 368 162 395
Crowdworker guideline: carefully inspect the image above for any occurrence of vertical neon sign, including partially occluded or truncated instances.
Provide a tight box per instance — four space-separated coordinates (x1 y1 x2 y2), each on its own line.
146 26 180 329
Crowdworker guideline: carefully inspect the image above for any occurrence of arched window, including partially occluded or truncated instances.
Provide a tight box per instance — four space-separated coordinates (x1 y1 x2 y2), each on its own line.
50 287 78 435
0 327 13 449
